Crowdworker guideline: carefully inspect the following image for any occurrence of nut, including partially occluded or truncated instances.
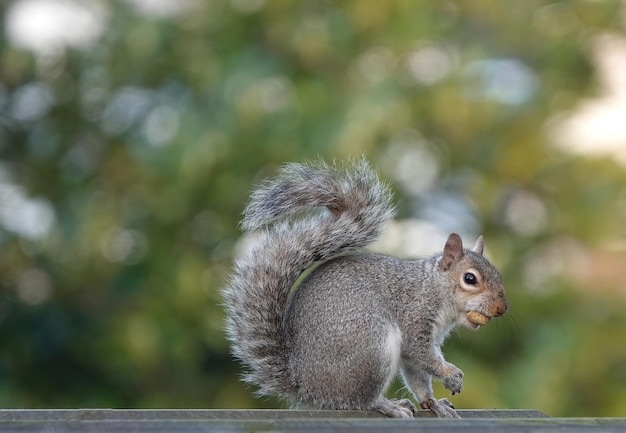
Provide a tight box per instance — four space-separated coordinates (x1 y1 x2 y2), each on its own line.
466 311 490 326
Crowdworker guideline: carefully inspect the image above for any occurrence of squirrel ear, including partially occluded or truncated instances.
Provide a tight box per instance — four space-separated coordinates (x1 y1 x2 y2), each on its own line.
441 233 464 272
472 235 484 255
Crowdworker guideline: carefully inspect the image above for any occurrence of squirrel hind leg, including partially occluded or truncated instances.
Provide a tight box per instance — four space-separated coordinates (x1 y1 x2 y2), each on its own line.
370 397 417 418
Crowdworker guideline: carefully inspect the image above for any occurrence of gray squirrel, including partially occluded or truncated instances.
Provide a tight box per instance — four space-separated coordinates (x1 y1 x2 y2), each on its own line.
222 158 508 418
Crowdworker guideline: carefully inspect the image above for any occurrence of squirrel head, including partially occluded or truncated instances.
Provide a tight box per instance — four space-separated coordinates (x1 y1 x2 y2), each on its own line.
439 233 508 330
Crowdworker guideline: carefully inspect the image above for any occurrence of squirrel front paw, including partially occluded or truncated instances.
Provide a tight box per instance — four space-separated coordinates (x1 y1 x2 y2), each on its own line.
441 363 464 395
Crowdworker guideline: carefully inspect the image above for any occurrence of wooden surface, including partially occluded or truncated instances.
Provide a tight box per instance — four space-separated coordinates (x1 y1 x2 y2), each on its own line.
0 409 624 432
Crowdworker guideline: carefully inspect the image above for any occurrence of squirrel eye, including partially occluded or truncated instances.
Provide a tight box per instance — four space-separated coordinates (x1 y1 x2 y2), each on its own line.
463 272 477 285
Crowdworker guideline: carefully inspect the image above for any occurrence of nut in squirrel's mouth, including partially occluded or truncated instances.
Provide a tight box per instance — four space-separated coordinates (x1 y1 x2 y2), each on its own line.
466 311 490 327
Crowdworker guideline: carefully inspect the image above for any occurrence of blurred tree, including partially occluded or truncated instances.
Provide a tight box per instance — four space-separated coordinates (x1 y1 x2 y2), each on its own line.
0 0 625 416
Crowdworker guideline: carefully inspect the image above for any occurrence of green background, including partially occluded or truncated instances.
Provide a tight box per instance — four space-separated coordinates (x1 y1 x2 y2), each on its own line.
1 0 625 417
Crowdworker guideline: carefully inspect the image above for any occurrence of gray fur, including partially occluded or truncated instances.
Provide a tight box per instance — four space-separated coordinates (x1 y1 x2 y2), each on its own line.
222 158 507 418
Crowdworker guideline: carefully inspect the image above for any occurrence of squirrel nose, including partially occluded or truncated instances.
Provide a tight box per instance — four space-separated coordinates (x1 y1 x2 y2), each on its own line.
494 300 508 317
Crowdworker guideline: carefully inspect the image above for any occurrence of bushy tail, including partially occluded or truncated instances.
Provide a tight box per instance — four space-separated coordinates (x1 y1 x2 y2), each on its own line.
222 158 395 398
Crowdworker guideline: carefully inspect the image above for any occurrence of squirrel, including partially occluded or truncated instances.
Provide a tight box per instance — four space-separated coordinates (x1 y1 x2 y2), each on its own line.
222 158 508 418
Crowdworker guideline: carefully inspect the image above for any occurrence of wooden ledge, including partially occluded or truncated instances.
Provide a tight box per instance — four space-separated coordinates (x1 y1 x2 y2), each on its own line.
0 408 548 420
1 409 625 432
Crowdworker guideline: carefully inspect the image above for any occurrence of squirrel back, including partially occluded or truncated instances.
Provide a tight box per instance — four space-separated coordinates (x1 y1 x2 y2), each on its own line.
222 158 395 397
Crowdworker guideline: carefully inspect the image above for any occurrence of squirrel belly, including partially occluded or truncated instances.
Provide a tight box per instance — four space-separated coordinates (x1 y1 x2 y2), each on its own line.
222 158 508 419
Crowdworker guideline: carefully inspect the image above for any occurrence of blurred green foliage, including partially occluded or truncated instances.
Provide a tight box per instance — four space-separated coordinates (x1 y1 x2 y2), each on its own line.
1 0 625 417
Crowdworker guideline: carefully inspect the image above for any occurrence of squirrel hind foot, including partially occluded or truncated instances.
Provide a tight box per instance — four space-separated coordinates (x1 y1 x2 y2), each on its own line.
421 398 460 418
371 398 417 419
